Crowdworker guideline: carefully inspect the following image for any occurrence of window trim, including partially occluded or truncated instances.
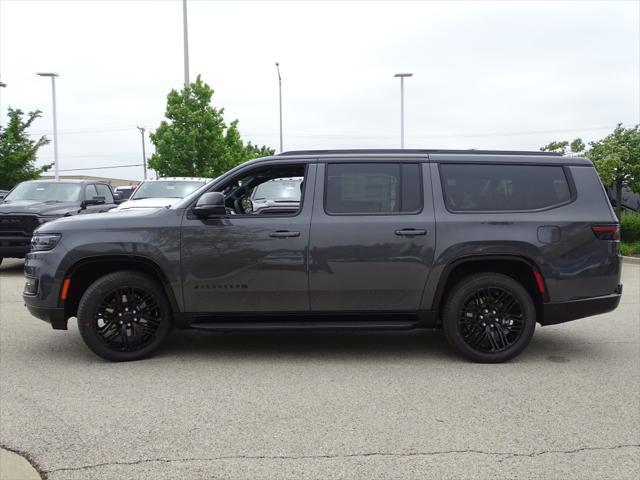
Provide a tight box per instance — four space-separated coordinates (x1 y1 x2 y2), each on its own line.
323 161 424 216
186 162 309 220
437 162 577 214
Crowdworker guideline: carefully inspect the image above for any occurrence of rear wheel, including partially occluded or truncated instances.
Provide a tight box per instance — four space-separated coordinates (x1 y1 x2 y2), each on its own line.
77 271 172 361
442 273 536 363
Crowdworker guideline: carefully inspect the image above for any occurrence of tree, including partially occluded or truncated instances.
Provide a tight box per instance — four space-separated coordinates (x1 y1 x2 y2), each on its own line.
588 124 640 219
0 108 52 190
542 124 640 219
148 76 274 178
245 141 275 159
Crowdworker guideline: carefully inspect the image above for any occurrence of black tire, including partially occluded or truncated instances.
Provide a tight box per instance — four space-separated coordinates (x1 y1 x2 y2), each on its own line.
442 273 536 363
77 271 172 361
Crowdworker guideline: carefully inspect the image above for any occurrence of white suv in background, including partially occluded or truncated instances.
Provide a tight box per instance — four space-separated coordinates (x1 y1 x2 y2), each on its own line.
110 177 212 211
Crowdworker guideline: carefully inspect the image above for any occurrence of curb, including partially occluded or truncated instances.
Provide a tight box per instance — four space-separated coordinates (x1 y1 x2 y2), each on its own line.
623 256 640 265
0 447 43 480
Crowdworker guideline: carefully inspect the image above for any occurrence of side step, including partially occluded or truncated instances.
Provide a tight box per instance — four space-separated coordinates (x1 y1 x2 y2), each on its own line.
190 320 419 332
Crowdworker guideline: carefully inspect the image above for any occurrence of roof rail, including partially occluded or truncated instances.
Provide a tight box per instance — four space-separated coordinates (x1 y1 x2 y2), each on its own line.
276 149 562 157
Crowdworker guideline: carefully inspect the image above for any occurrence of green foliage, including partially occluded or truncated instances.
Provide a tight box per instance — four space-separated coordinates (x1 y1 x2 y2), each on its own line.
587 124 640 192
620 240 640 256
148 76 274 178
245 141 275 159
621 212 640 243
542 124 640 218
0 108 52 190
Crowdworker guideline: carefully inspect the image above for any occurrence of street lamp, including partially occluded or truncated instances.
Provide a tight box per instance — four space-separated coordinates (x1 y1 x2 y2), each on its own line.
394 73 413 149
275 62 283 152
0 81 6 128
183 0 190 85
37 72 60 181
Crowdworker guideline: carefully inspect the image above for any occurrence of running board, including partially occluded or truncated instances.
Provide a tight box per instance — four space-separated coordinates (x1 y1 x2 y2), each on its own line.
190 320 419 332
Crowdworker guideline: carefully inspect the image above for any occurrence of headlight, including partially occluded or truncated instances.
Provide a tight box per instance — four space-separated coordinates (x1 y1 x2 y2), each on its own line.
31 233 62 252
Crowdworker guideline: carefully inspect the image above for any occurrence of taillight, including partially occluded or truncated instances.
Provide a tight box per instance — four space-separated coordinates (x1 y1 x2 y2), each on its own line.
591 225 620 240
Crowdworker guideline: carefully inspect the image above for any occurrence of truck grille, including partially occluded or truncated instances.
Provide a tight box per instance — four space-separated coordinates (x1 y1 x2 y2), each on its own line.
0 215 39 236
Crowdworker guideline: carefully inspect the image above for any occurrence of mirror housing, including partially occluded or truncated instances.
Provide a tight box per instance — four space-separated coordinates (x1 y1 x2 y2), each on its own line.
113 191 124 203
82 196 106 208
193 192 226 217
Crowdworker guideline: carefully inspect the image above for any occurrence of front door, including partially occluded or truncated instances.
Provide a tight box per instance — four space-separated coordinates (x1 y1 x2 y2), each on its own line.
309 161 435 311
180 162 315 313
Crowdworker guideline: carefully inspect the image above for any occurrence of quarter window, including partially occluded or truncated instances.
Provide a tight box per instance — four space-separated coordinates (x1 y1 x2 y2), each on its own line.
325 163 422 215
440 164 572 212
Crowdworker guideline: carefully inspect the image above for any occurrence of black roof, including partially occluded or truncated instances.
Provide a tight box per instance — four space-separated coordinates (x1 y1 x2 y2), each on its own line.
277 149 561 157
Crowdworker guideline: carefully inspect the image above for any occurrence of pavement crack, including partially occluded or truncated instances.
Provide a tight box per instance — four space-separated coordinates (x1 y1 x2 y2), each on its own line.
44 444 640 474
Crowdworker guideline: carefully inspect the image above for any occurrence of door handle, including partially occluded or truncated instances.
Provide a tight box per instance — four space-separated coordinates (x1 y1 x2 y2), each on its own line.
269 230 300 238
395 228 427 236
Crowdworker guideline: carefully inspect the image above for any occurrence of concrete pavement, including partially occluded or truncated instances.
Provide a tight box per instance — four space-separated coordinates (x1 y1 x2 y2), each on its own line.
1 257 638 479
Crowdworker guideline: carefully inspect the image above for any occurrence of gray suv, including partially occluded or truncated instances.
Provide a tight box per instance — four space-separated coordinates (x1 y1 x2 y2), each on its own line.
22 150 622 362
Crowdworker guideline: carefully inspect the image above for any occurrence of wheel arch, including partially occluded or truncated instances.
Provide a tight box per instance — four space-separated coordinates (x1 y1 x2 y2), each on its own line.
62 255 181 320
431 255 548 323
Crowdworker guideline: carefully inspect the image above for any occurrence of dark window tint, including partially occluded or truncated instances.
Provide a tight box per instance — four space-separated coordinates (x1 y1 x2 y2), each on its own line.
95 184 114 203
440 164 571 212
325 163 422 214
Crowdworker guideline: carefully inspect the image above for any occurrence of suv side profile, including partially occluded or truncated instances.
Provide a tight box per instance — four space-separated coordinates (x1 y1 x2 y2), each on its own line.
0 179 117 265
23 150 622 362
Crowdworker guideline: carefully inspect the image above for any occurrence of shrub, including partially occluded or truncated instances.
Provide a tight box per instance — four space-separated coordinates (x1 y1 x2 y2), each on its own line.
620 212 640 243
620 241 640 256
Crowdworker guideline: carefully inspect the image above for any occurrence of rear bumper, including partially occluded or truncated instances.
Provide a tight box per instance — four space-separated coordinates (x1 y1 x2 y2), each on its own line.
24 303 68 330
542 288 622 326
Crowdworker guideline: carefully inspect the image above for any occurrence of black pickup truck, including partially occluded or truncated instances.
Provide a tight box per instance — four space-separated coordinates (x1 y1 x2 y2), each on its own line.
0 179 117 264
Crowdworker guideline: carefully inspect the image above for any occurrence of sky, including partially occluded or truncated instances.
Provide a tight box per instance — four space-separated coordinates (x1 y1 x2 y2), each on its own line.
0 0 639 182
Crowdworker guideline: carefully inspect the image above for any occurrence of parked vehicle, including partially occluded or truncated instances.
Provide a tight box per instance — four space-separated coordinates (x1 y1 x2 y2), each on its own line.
0 190 8 201
242 176 303 214
110 177 211 211
23 149 622 362
113 185 137 201
606 186 640 213
1 180 117 264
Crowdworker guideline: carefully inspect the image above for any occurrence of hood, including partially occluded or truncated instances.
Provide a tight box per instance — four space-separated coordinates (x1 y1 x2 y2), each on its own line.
37 207 176 234
112 197 179 211
0 200 79 216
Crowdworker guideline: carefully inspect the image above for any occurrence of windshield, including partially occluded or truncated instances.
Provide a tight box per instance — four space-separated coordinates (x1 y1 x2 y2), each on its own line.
253 178 302 201
4 182 81 202
131 181 206 200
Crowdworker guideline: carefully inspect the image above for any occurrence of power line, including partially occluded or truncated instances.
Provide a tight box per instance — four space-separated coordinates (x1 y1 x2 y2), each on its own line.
58 163 144 172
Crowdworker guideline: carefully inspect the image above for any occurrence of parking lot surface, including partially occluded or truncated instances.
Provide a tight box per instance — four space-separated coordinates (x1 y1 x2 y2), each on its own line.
1 257 639 479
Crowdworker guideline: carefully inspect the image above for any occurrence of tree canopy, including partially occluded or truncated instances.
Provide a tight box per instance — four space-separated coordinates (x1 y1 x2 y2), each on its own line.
148 76 274 179
0 108 52 190
541 123 640 218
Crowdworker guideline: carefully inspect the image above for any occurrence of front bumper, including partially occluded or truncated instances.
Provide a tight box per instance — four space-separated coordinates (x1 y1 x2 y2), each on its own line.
25 303 68 330
0 236 31 258
542 287 622 326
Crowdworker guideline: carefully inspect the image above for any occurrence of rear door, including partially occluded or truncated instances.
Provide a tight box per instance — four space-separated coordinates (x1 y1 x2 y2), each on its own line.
308 159 435 311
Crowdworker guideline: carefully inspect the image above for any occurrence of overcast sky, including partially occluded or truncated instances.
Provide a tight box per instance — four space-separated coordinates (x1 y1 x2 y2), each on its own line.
1 0 639 182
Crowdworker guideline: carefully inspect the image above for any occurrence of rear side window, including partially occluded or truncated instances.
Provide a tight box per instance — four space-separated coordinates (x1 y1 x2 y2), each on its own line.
440 164 572 212
325 163 422 215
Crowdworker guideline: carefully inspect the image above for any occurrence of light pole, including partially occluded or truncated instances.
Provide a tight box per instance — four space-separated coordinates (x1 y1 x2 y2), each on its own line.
183 0 190 86
137 126 148 180
37 72 60 181
275 62 283 152
0 81 6 128
394 73 413 149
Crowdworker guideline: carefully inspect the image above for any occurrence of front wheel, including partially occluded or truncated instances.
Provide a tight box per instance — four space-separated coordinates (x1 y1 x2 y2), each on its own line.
77 271 172 361
442 273 536 363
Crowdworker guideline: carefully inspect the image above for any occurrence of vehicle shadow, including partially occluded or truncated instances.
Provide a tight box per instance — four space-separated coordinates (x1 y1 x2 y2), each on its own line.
0 259 24 275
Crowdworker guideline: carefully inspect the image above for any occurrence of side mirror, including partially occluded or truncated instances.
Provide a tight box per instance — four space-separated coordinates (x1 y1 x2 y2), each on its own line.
193 192 226 217
83 196 106 208
113 192 124 204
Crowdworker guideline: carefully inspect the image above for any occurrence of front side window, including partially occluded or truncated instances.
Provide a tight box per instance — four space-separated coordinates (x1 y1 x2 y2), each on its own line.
95 184 114 203
4 182 81 202
440 163 572 212
325 163 422 215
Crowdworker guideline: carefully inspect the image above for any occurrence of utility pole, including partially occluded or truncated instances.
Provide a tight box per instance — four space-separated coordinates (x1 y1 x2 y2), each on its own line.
394 73 413 149
275 62 283 152
37 73 60 180
137 126 147 180
183 0 190 86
